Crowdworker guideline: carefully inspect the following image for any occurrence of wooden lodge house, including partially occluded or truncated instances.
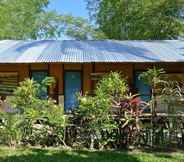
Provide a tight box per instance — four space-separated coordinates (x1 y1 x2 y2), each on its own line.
0 40 184 111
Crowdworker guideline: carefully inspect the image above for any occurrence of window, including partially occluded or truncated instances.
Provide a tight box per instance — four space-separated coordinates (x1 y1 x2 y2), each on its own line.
134 72 151 102
0 72 18 95
31 71 48 99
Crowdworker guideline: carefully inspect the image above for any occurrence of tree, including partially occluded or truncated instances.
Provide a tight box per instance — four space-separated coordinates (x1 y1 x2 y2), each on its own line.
0 0 105 40
0 0 49 39
86 0 184 40
37 12 106 40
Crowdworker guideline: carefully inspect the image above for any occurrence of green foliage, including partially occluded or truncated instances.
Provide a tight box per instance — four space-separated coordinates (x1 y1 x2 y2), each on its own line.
139 67 166 87
36 11 106 40
0 0 104 40
10 77 55 112
76 72 128 149
0 0 49 39
139 68 184 147
86 0 184 39
77 94 117 149
139 67 166 116
0 113 22 147
22 101 67 146
58 14 106 40
0 77 67 147
96 72 128 99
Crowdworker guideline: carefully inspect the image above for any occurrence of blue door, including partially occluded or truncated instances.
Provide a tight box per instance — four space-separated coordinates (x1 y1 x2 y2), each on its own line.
134 72 151 102
64 71 81 112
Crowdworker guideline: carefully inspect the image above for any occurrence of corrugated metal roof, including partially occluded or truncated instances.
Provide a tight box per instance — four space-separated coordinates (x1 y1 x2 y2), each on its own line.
0 40 184 63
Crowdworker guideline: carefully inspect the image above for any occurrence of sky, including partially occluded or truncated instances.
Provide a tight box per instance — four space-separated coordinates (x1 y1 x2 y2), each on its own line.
48 0 89 19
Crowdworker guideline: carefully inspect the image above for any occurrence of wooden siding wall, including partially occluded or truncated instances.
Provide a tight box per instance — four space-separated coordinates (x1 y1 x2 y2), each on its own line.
0 64 29 82
83 64 93 93
30 64 48 70
94 63 133 87
50 63 92 95
0 63 184 101
49 64 63 95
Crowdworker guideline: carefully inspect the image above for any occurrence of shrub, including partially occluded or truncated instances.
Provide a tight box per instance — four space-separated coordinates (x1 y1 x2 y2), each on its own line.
75 72 128 149
10 77 55 112
0 112 22 147
96 72 128 100
21 99 67 147
139 67 184 148
0 77 67 147
74 72 152 149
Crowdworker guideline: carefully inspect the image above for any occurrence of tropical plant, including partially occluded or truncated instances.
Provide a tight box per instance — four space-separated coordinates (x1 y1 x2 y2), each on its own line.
8 77 67 147
76 91 117 149
10 77 55 112
21 101 67 147
74 72 129 149
96 72 128 100
111 93 149 148
0 112 22 147
138 67 166 147
139 67 166 115
160 81 184 147
139 68 184 148
75 72 152 149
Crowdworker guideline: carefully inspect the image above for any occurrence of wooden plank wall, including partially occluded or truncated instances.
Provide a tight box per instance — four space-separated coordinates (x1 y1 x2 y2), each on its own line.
0 62 184 105
94 63 133 87
0 64 29 82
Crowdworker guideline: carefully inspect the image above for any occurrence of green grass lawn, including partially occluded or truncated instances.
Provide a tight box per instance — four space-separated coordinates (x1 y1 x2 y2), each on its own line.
0 147 183 162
